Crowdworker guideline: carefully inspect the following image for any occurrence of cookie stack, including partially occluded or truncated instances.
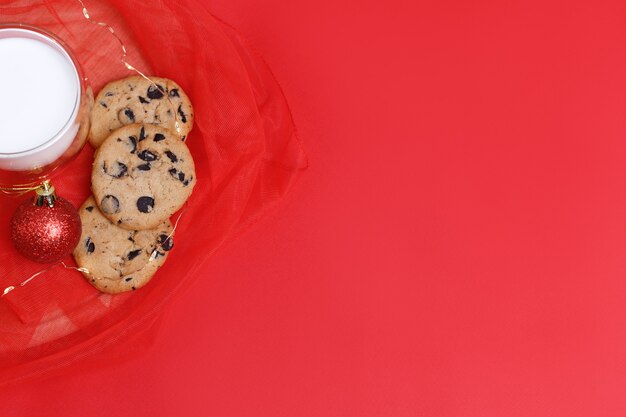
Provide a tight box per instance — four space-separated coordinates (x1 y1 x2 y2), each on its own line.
73 76 196 294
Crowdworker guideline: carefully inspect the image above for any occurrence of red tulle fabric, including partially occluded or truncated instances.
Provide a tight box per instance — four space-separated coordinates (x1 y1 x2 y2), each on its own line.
0 0 306 385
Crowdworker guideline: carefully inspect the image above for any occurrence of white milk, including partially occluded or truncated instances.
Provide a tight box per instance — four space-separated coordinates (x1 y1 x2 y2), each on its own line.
0 28 80 171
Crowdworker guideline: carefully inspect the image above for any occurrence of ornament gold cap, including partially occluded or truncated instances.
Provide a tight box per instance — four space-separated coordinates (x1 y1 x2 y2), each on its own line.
34 181 56 207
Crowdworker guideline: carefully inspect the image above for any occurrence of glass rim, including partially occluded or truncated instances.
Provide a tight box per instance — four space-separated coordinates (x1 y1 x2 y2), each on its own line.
0 23 83 158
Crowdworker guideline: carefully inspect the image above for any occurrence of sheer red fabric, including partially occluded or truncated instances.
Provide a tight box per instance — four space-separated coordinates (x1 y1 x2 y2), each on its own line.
0 0 306 385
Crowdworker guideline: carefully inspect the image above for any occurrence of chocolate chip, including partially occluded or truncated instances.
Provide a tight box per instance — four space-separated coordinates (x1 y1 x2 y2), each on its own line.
85 206 94 212
101 195 120 214
165 150 178 162
169 89 180 98
153 133 166 142
138 150 158 162
147 84 165 99
158 234 174 251
136 163 151 171
183 180 190 186
118 108 135 123
177 105 187 123
139 126 146 141
138 96 149 104
132 286 136 291
137 196 154 213
128 234 135 243
127 136 137 153
85 238 95 254
103 161 128 178
127 249 142 260
123 108 135 122
181 135 187 142
169 168 178 179
99 101 108 108
178 172 185 182
125 277 133 282
105 92 114 97
153 251 166 259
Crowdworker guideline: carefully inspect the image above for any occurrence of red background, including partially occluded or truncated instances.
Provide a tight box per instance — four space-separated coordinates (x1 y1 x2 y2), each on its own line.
3 0 626 415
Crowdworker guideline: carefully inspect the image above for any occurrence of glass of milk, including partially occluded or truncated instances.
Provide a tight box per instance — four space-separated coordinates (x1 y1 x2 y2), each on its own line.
0 24 91 185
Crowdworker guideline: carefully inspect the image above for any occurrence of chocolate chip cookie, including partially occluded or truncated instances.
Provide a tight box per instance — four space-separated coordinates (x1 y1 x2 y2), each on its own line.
74 196 174 294
92 124 196 230
89 76 194 147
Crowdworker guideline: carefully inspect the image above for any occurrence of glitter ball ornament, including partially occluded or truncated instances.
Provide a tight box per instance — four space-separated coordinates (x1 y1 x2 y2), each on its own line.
10 183 81 263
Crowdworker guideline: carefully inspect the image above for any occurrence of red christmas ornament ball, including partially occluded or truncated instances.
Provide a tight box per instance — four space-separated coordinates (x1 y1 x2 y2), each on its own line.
10 197 82 263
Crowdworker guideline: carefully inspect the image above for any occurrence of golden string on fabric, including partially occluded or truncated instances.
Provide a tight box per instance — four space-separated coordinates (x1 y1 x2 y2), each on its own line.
76 0 183 137
0 180 50 197
1 262 89 298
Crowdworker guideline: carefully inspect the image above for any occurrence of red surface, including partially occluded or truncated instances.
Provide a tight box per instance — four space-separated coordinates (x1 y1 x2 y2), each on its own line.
3 0 626 416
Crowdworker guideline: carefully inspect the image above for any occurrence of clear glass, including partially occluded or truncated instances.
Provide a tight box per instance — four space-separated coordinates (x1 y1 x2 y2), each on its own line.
0 23 92 186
